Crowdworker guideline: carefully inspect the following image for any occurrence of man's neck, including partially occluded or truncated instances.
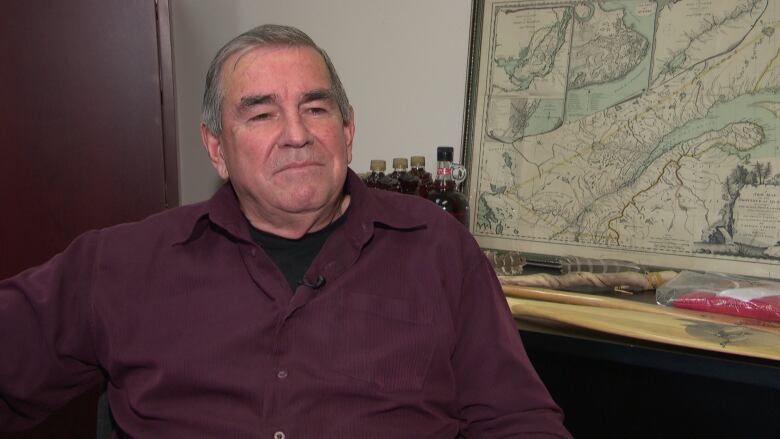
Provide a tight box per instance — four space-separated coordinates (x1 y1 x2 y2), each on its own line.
241 194 351 239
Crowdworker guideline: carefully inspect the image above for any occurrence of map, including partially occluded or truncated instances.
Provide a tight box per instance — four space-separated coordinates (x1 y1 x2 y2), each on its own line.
467 0 780 278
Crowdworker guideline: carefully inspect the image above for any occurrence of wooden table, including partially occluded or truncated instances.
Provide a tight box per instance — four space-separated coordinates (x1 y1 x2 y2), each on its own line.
503 286 780 438
504 286 780 362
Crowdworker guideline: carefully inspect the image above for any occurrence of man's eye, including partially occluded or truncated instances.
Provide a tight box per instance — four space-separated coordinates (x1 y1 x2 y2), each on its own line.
250 113 271 121
307 107 327 115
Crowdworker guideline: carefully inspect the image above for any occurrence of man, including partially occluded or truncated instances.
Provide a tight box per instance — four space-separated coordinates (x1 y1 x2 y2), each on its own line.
1 24 570 437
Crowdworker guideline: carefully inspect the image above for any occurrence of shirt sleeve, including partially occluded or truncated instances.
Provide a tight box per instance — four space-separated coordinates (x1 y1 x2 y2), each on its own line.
0 231 103 431
452 254 572 438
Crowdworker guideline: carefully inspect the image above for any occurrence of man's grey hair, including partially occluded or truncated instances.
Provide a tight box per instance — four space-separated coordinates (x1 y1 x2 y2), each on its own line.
201 24 351 135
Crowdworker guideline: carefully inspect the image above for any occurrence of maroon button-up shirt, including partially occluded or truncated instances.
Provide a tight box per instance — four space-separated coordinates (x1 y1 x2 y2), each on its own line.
1 170 570 438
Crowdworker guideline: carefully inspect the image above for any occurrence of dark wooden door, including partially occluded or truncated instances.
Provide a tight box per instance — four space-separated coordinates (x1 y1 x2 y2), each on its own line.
0 0 177 437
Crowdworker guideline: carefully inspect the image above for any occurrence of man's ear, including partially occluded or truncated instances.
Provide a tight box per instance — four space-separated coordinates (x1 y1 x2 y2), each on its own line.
201 122 229 179
343 106 355 165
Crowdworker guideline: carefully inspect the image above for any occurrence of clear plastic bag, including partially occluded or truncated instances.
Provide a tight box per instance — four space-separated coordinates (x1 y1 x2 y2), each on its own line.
656 271 780 321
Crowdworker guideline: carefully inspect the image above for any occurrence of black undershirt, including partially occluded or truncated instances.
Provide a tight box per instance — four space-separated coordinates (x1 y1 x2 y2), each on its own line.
249 213 347 292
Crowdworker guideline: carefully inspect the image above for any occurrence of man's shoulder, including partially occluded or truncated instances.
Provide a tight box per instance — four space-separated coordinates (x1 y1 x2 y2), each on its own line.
361 189 479 254
362 188 452 226
97 200 209 246
25 201 212 279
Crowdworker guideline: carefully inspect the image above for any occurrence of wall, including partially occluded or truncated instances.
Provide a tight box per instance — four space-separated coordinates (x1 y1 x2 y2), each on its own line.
171 0 473 203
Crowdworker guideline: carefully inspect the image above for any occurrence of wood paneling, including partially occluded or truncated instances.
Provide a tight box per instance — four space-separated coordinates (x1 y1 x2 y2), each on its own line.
0 0 177 436
0 0 174 277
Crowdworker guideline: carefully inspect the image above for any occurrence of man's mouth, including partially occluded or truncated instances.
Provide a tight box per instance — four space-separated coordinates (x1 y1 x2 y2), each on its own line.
275 161 321 174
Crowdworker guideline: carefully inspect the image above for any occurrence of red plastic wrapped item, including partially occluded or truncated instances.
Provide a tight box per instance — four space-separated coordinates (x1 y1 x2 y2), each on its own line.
671 289 780 321
657 271 780 322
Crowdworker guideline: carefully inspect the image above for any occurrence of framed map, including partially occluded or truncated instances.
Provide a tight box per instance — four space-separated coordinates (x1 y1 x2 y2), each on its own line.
463 0 780 278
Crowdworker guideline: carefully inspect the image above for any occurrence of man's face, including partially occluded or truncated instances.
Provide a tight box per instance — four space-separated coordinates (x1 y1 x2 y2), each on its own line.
202 45 354 221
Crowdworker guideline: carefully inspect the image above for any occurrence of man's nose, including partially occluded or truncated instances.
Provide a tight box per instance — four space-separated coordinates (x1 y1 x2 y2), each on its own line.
279 112 313 148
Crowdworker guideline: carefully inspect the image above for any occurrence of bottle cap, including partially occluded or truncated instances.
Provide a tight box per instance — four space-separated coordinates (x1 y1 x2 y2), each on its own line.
410 156 425 166
437 146 454 162
392 158 408 169
370 159 386 171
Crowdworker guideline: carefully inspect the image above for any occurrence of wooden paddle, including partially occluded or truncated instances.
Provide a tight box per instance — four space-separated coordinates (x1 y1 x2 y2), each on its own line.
506 296 780 362
502 284 780 334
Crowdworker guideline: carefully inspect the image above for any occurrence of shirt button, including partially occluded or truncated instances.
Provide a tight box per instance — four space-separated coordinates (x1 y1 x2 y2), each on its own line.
274 431 286 439
277 370 288 379
251 248 257 257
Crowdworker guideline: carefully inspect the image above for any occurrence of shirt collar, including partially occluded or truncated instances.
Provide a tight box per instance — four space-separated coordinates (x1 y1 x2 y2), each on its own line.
173 182 251 245
344 168 426 232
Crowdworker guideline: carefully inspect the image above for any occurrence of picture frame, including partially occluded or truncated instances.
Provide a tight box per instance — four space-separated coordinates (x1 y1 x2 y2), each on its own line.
460 0 780 278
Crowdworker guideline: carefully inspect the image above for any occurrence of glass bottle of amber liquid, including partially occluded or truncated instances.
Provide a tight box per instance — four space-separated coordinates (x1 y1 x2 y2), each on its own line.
393 158 421 195
365 159 386 189
427 146 469 227
410 155 432 198
380 158 402 192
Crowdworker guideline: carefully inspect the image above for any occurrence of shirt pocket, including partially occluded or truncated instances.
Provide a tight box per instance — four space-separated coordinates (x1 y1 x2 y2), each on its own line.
327 289 436 392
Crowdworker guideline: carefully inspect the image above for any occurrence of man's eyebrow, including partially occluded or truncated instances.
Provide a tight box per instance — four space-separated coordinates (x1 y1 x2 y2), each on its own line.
238 94 275 112
301 89 334 104
237 89 333 112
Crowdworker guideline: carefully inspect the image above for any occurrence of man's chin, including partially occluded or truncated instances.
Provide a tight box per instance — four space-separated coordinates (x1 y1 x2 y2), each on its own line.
278 194 330 214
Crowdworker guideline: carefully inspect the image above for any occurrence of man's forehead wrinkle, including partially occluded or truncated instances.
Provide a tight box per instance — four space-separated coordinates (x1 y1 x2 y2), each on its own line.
227 46 260 77
222 45 335 117
223 47 274 97
228 44 306 75
229 44 285 72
